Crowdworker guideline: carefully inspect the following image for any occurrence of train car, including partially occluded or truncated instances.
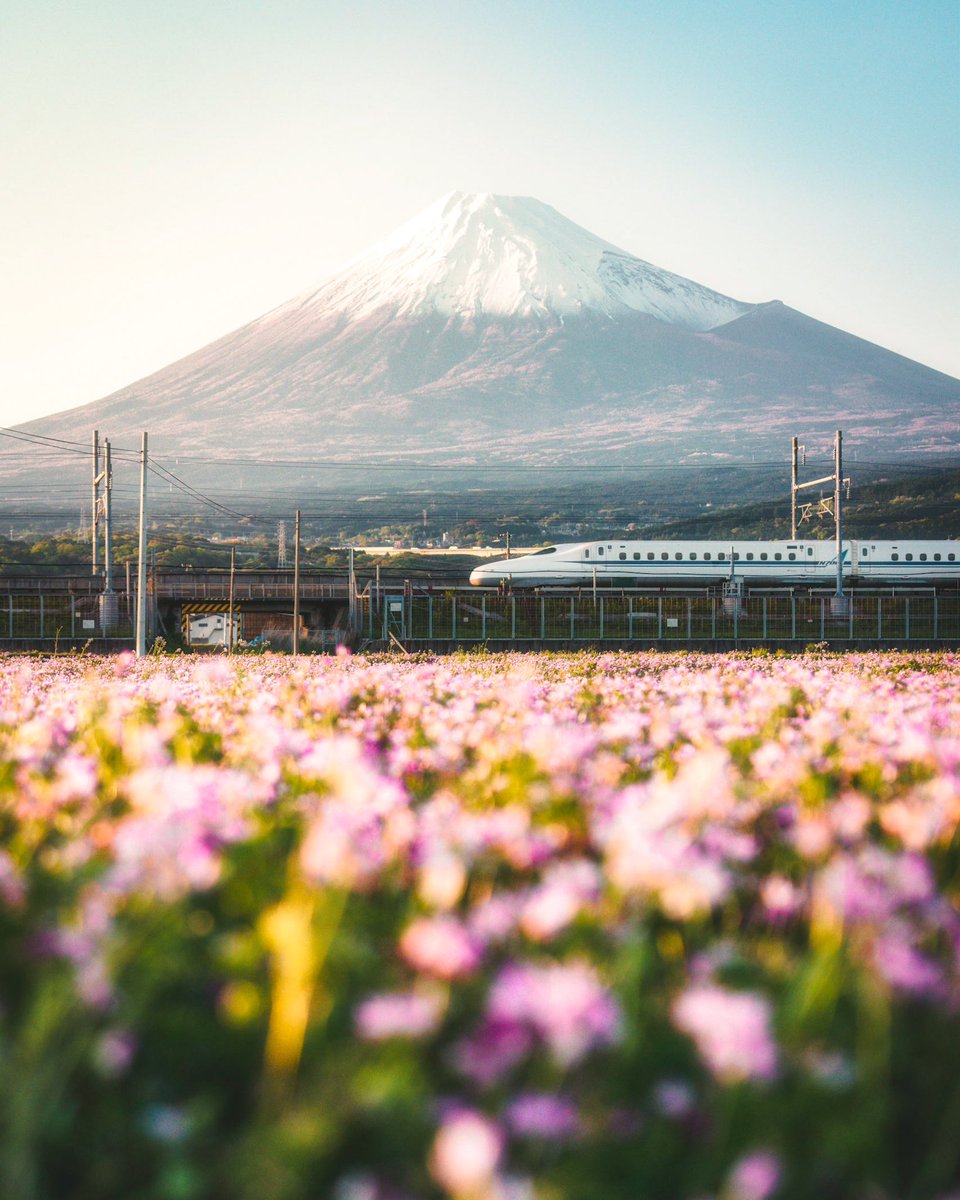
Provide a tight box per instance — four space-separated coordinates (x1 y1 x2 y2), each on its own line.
468 539 960 588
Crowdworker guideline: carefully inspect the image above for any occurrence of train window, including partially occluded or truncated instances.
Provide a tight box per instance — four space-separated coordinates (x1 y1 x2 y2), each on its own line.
647 552 654 560
733 553 740 561
598 547 604 556
934 554 941 561
892 553 899 561
690 552 697 560
619 552 626 560
788 553 795 560
704 552 711 561
950 554 956 561
746 553 754 561
906 553 913 561
760 552 768 560
530 547 558 555
920 553 927 561
633 552 640 560
718 552 726 561
584 549 590 558
675 552 682 561
661 552 669 560
775 553 782 560
807 548 813 556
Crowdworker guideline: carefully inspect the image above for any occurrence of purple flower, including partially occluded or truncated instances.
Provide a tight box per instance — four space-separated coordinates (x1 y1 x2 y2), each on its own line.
505 1093 580 1140
872 930 942 996
454 1019 533 1086
672 984 778 1084
486 960 622 1066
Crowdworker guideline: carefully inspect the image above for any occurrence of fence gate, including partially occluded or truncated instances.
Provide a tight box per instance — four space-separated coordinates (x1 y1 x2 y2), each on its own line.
384 595 406 640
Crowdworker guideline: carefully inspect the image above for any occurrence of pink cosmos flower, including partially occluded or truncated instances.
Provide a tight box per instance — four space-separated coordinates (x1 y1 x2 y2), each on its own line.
355 990 444 1040
93 1029 137 1076
0 849 25 908
725 1149 782 1200
400 916 482 980
486 960 622 1066
429 1109 502 1196
671 984 777 1084
519 859 600 942
760 875 802 921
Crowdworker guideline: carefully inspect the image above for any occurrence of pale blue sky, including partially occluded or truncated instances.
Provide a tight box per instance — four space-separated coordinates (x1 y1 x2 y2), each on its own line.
1 0 957 428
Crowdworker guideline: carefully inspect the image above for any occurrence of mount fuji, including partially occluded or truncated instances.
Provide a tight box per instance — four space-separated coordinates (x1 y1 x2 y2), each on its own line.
18 191 960 475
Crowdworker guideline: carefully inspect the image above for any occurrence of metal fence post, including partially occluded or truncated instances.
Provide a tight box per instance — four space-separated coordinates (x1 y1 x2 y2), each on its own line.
905 597 910 641
511 595 516 639
878 595 883 641
428 594 433 640
762 596 767 640
452 595 457 640
600 595 605 640
711 596 716 640
934 593 939 640
570 595 575 640
657 595 663 640
540 595 545 640
791 596 796 641
482 595 487 641
820 598 825 641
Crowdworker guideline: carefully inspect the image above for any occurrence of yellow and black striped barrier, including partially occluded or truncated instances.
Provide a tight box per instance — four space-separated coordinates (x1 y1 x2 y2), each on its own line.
181 602 242 644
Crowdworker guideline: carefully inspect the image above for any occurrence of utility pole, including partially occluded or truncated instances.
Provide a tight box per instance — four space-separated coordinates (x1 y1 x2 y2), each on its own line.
790 436 804 540
292 509 301 655
135 432 148 656
506 532 511 560
91 430 100 576
150 548 157 644
103 439 113 590
100 439 117 632
348 546 356 633
834 428 844 600
228 545 236 654
277 521 287 568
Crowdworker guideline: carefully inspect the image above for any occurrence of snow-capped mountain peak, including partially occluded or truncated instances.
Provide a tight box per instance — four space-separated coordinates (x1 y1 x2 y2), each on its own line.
299 191 753 332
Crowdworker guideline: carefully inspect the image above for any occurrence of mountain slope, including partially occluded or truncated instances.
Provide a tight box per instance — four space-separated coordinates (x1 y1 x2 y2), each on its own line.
17 192 960 477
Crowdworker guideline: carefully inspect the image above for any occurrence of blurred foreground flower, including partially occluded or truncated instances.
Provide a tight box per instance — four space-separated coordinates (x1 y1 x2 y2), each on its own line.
672 984 777 1083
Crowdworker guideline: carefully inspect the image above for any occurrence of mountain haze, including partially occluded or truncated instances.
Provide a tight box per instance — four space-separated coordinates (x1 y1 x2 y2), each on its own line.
19 192 960 475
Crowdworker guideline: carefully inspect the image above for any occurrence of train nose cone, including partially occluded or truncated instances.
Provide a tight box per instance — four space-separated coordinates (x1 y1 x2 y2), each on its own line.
469 567 485 585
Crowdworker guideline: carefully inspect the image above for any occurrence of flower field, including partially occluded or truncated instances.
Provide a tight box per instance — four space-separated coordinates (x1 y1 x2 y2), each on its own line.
1 649 959 1200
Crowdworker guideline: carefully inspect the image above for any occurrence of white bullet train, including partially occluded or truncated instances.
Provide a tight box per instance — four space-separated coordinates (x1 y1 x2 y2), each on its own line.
469 539 960 588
